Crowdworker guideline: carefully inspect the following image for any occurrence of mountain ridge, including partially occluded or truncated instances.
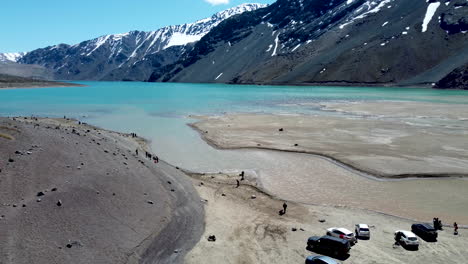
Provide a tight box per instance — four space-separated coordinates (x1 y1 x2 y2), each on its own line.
150 0 468 88
16 3 267 81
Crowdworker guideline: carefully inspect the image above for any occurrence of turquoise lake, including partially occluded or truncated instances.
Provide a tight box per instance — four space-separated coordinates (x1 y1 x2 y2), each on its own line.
1 81 468 172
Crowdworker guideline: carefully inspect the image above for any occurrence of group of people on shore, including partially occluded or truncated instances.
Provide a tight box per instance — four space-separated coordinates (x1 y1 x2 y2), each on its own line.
145 151 159 163
233 171 289 216
433 217 459 235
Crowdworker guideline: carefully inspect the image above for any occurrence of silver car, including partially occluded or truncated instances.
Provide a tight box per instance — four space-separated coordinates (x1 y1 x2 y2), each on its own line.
395 230 419 248
326 227 357 245
355 224 370 239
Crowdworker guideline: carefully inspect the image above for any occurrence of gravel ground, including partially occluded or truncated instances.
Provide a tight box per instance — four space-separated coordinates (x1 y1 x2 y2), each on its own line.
0 117 203 264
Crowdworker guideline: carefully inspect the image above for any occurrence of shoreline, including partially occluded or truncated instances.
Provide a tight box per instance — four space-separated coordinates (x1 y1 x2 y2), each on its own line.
2 115 467 263
188 122 468 180
0 116 203 264
187 114 468 224
187 170 467 228
0 82 86 89
185 171 468 264
187 124 468 225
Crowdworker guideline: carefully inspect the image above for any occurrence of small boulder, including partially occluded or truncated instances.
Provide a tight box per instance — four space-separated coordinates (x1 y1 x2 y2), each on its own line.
207 235 216 242
147 200 154 205
251 195 257 199
57 200 62 206
292 228 297 232
37 191 45 197
51 188 58 192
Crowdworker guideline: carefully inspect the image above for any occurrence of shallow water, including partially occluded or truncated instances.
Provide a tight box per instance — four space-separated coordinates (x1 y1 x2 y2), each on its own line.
1 81 468 173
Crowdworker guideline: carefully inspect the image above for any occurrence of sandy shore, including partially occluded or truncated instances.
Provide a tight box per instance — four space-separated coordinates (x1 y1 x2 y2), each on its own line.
0 117 203 264
190 114 468 224
186 172 468 264
191 113 468 177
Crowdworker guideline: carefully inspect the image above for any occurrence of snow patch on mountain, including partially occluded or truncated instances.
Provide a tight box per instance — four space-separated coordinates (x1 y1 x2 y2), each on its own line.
340 0 394 29
164 33 203 49
422 2 441 33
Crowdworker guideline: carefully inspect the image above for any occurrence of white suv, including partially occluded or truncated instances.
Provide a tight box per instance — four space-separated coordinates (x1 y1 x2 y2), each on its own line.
394 230 419 248
355 224 370 239
326 227 357 245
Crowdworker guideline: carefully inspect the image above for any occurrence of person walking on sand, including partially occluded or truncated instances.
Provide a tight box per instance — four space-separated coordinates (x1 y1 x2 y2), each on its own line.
454 222 459 235
283 202 288 214
236 179 240 188
135 149 139 155
240 171 245 181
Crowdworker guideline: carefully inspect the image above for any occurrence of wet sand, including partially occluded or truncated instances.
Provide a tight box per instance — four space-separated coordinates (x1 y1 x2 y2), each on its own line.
186 172 468 264
0 117 203 264
190 114 468 224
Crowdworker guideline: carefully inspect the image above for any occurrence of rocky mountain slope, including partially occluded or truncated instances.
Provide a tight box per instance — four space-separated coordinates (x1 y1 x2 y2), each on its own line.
435 62 468 89
151 0 468 88
17 3 266 81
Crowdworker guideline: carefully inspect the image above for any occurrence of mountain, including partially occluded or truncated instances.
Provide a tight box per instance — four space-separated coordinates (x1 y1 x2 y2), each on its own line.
0 62 54 80
150 0 468 88
0 52 25 63
435 62 468 89
0 51 52 80
17 3 267 81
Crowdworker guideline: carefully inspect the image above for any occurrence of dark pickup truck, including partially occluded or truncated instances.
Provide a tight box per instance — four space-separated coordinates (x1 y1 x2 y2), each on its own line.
307 235 351 257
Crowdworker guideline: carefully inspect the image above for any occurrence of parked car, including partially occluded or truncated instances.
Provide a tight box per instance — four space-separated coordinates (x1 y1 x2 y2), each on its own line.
307 235 351 257
305 255 340 264
394 230 419 248
326 227 357 245
355 224 370 239
411 223 438 241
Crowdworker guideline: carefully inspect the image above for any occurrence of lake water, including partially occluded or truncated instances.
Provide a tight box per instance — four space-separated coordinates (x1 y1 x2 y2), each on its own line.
1 81 468 173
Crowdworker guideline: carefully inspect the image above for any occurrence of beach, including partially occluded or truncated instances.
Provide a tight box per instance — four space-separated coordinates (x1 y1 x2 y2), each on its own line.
185 172 468 264
190 111 468 224
0 117 203 264
1 115 467 264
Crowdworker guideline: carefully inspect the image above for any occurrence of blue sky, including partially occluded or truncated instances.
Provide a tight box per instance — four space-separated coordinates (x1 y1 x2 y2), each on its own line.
1 0 274 53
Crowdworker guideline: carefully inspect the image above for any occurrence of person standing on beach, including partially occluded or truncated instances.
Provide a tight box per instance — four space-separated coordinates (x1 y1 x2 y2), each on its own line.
454 222 459 235
236 179 240 188
283 202 288 214
240 171 245 181
135 149 139 155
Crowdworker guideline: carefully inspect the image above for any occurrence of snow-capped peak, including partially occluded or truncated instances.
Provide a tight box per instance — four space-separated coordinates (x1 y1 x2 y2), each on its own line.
67 3 266 59
0 52 26 63
18 3 267 79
